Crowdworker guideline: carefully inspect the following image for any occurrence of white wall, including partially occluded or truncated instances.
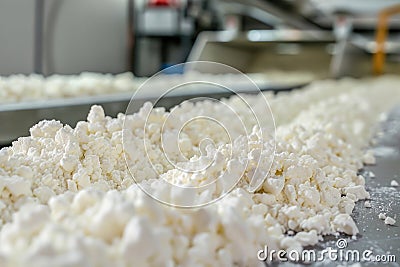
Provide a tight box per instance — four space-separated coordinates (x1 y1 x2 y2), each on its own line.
0 0 128 76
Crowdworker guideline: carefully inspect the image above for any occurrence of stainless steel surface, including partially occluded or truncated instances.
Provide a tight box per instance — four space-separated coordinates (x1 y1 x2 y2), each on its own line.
306 0 400 29
355 106 400 265
218 2 282 29
339 36 400 77
220 0 319 30
188 30 400 78
188 30 334 78
352 34 400 54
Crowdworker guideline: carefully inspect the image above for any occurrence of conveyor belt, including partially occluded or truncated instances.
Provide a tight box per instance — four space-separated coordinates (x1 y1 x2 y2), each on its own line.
271 106 400 267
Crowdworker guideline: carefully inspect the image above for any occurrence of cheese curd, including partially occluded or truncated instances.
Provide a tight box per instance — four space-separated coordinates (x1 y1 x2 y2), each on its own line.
0 75 399 266
0 71 284 104
0 72 139 103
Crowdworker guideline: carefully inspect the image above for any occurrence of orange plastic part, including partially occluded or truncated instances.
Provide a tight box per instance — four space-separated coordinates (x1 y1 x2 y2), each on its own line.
373 4 400 75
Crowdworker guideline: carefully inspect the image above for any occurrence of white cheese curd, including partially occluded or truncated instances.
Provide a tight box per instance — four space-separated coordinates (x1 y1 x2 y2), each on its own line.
0 75 399 266
384 216 396 225
0 72 142 103
390 180 399 187
0 71 296 104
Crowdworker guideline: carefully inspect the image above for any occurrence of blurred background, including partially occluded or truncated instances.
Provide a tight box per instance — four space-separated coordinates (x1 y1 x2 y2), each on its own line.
1 0 399 76
0 0 400 145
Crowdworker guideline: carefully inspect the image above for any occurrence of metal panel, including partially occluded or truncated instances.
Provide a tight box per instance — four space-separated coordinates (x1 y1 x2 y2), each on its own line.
188 30 334 78
43 0 128 75
0 0 35 75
